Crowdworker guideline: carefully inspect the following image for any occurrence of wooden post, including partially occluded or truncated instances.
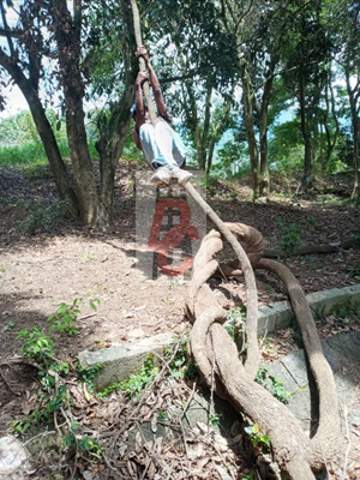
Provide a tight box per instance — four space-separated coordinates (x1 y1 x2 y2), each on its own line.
129 0 157 125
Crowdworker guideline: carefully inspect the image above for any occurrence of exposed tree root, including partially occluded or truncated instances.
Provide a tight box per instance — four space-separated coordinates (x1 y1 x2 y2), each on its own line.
264 236 360 258
187 221 343 478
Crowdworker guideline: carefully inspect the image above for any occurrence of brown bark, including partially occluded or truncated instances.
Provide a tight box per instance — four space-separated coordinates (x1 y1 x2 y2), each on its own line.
258 59 277 197
240 58 260 197
187 220 342 477
182 183 260 376
257 259 341 464
345 68 360 199
299 75 313 190
211 325 315 479
50 0 99 225
321 72 339 174
95 0 137 226
0 48 77 213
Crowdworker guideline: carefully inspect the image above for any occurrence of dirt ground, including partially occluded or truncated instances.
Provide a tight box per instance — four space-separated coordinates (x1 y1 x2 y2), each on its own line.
0 162 359 363
0 162 360 478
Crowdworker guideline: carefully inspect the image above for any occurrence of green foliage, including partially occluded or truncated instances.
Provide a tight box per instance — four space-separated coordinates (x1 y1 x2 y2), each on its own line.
13 300 104 467
97 339 198 400
0 144 47 168
18 200 69 234
157 410 168 422
214 138 249 179
78 435 103 459
98 355 159 399
276 219 301 255
268 107 303 173
17 327 55 364
209 413 221 428
48 299 81 336
330 301 359 319
11 378 70 435
226 306 247 350
64 432 103 460
2 320 16 332
227 306 246 325
40 361 70 390
241 473 256 480
165 338 197 380
244 423 271 450
76 363 103 392
0 111 71 168
89 298 101 312
256 367 291 404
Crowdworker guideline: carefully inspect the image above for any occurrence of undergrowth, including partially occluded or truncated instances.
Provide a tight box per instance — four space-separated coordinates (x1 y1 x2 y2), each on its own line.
276 218 301 255
255 367 291 404
11 302 202 478
18 200 70 234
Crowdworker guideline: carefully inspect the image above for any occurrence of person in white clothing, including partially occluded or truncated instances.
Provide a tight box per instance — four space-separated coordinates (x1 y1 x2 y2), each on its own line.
132 46 192 186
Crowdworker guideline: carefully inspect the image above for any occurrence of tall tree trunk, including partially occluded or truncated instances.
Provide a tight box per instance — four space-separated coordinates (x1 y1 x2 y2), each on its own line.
198 82 212 171
0 49 78 212
345 70 360 199
51 0 99 225
25 89 78 214
97 87 135 225
240 62 259 197
299 76 313 190
322 71 339 173
258 61 276 197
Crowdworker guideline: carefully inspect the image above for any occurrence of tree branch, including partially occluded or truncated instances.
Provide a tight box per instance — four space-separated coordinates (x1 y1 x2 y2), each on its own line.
0 1 15 57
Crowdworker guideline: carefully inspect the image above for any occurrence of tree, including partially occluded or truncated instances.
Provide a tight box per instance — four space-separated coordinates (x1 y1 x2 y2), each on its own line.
218 0 292 198
281 0 332 190
178 74 234 175
336 0 360 198
139 0 235 176
0 0 77 211
0 0 137 226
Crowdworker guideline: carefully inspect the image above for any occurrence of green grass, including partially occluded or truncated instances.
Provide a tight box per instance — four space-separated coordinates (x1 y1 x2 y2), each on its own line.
0 143 45 166
0 138 71 170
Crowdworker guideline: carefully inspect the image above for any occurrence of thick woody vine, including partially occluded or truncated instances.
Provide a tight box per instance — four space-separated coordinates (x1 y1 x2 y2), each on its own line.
186 222 342 480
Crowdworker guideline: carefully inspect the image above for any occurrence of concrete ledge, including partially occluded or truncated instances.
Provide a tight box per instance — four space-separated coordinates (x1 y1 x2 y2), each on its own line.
78 332 175 389
78 284 360 389
257 284 360 335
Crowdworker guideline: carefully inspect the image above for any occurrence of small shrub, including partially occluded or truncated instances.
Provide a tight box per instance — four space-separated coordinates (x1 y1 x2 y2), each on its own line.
19 200 69 234
64 431 103 460
330 301 359 319
48 299 81 336
244 423 271 450
209 413 221 428
276 218 301 255
256 367 291 404
17 326 55 364
76 363 103 393
165 338 197 380
226 306 247 351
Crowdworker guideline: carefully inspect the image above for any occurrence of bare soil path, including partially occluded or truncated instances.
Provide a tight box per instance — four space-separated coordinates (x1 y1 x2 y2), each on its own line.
0 162 359 363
